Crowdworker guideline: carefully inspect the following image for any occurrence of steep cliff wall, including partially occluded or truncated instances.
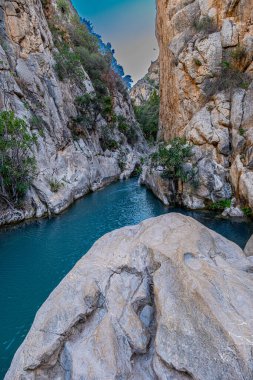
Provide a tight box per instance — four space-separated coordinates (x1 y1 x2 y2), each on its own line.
155 0 253 209
0 0 146 225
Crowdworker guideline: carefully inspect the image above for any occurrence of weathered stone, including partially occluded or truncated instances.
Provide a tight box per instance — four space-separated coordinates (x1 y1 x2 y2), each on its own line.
130 59 159 106
5 214 253 379
244 234 253 256
221 19 239 47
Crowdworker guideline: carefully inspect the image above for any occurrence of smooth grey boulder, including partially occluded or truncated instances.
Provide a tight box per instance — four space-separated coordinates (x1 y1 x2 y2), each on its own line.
5 214 253 380
244 234 253 257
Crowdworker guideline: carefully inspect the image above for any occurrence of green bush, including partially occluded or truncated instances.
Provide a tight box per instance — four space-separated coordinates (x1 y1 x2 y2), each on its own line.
134 91 159 143
239 127 246 136
49 178 62 193
204 62 251 97
0 111 36 203
54 47 84 82
151 137 195 183
102 139 118 151
242 207 252 217
209 199 232 211
68 18 98 52
101 96 113 119
117 115 138 144
56 0 70 15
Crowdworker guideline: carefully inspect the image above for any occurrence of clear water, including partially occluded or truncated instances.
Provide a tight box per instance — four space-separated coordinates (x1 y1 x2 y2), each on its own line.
1 178 253 378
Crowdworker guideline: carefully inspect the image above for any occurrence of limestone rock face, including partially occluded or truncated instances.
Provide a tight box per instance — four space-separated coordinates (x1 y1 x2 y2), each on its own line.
0 0 146 226
156 0 253 208
5 213 253 380
130 59 159 106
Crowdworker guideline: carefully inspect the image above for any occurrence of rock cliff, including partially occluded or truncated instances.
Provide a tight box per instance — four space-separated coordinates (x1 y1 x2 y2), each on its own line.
130 59 159 106
5 213 253 379
0 0 146 226
147 0 253 209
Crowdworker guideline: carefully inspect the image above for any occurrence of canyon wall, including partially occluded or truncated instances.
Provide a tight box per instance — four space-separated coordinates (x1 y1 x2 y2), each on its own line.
130 59 159 106
0 0 146 226
155 0 253 209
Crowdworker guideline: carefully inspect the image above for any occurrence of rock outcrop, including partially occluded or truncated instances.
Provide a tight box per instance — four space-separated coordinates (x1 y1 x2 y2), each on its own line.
0 0 146 226
151 0 253 209
5 213 253 379
130 59 159 106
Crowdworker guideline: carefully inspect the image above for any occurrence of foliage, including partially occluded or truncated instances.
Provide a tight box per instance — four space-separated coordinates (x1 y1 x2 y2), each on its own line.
117 115 138 144
51 14 129 99
209 199 232 211
101 96 113 119
134 91 160 143
239 127 246 136
193 58 202 66
0 111 36 203
56 0 70 15
204 61 251 97
48 178 62 193
151 137 195 183
68 17 98 52
101 138 119 151
242 207 252 217
230 45 247 62
54 47 84 82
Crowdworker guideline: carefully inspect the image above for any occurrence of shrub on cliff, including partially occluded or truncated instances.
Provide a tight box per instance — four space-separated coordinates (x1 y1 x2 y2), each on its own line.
0 111 36 204
117 115 138 145
54 47 84 82
152 137 196 184
134 91 159 143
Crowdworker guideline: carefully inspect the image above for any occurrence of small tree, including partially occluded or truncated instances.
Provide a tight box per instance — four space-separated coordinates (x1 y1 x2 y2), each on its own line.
0 111 36 204
152 137 195 183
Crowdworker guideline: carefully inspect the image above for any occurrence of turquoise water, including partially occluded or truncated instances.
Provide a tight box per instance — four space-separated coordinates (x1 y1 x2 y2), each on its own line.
1 178 253 378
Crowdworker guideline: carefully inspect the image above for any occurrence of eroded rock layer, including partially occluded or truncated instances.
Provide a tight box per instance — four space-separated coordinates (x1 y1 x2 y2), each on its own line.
155 0 253 208
5 213 253 379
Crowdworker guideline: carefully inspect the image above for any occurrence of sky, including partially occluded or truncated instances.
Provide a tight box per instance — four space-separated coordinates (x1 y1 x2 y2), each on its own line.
71 0 158 83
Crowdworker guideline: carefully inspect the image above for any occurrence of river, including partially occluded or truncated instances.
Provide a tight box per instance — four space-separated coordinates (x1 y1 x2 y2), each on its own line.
1 178 253 378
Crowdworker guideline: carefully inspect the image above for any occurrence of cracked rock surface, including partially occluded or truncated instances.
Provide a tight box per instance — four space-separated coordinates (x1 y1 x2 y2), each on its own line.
5 213 253 379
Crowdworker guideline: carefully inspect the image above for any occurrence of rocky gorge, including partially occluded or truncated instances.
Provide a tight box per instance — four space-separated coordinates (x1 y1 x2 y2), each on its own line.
142 0 253 213
0 0 146 227
3 0 253 379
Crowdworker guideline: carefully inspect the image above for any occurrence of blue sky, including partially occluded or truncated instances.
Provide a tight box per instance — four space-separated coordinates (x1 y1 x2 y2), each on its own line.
72 0 158 82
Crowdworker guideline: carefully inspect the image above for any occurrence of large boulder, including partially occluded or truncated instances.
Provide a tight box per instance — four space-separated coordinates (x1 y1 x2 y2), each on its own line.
5 214 253 380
